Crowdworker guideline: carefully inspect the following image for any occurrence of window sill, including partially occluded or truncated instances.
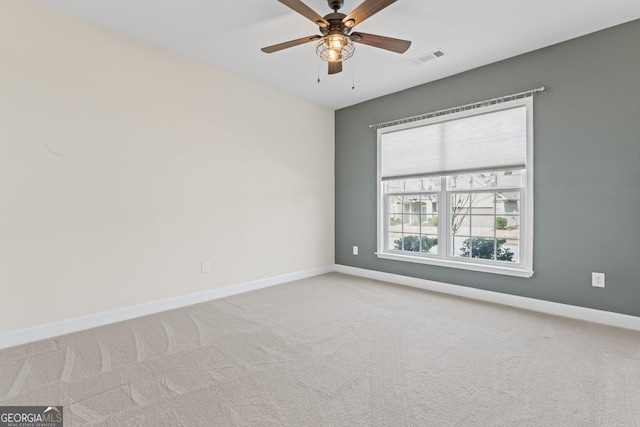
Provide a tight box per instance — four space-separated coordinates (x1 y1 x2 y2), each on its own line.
375 252 534 278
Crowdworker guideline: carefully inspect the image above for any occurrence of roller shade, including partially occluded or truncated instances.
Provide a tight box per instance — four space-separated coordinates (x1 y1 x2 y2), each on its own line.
380 105 528 180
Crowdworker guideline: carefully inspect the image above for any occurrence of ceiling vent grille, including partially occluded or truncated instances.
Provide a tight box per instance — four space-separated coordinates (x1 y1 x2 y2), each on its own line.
410 49 445 66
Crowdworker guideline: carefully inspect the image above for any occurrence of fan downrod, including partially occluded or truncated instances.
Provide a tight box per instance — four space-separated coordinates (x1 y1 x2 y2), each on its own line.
327 0 344 12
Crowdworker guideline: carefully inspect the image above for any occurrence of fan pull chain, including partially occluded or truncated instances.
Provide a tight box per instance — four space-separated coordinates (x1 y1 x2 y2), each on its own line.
351 61 355 90
317 59 321 83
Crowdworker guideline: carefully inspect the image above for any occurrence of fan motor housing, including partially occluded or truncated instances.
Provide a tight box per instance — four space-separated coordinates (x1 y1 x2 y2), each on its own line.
320 12 351 36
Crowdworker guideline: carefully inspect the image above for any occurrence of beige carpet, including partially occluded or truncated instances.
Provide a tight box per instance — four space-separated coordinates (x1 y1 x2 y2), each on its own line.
1 273 640 426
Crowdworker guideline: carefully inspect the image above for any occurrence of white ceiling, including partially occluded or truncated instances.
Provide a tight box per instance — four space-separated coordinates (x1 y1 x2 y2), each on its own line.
34 0 640 110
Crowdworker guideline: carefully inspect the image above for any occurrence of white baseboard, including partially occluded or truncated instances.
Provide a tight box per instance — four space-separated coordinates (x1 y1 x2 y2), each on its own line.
334 264 640 332
0 265 334 350
4 264 638 350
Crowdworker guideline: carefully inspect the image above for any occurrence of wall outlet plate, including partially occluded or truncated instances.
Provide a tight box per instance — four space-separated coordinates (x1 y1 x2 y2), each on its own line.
201 261 210 273
353 246 358 256
592 272 605 288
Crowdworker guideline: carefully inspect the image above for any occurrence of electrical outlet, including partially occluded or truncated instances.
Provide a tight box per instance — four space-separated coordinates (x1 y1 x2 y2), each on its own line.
201 261 210 274
592 272 605 288
353 246 358 256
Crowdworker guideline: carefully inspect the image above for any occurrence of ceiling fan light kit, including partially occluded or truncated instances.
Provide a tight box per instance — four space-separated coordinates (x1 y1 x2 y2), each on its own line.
262 0 411 75
316 34 355 63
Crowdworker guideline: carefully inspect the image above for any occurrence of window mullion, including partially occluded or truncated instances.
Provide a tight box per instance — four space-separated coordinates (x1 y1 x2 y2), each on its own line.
418 195 422 253
438 176 444 258
400 193 405 251
494 192 498 261
384 191 389 252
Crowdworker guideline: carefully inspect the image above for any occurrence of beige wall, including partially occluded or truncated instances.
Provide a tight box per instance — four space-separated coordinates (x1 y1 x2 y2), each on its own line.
0 2 334 333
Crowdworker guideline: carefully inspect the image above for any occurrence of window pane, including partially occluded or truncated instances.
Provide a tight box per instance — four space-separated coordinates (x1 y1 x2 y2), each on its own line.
470 237 497 260
457 237 518 263
420 194 439 214
501 239 519 263
388 215 403 232
451 236 468 257
420 215 438 234
449 170 525 190
496 170 524 188
470 215 496 238
388 195 403 214
470 193 495 215
421 235 438 254
403 214 420 233
471 172 497 189
451 193 471 236
422 177 441 191
451 193 471 209
387 180 404 192
402 195 421 211
389 233 403 250
496 215 520 239
497 192 520 214
404 179 422 192
451 216 470 237
449 174 472 189
402 196 422 234
400 234 421 252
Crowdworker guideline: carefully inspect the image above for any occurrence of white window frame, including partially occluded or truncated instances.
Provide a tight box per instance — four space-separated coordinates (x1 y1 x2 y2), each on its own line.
376 97 534 278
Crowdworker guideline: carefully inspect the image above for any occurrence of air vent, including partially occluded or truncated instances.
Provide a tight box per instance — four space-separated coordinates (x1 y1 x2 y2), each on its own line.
410 49 446 66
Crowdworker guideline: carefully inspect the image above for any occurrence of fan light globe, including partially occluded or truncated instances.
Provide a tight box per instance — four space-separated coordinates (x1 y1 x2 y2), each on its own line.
316 34 355 63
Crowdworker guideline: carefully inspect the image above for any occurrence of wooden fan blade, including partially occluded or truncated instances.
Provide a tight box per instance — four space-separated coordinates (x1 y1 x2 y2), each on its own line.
343 0 397 27
328 61 343 74
350 32 411 53
277 0 330 27
261 35 321 53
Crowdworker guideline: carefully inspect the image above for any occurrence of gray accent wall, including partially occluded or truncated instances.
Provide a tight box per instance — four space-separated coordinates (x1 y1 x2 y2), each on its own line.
335 20 640 317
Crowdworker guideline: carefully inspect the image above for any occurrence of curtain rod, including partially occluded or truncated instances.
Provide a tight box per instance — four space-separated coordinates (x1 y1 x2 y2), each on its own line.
369 85 546 130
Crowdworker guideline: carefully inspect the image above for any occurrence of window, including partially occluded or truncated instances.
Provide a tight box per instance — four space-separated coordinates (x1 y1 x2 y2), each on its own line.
376 98 533 277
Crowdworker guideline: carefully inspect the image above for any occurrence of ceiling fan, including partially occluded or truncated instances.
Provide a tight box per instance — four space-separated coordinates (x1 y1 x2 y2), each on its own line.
261 0 411 75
